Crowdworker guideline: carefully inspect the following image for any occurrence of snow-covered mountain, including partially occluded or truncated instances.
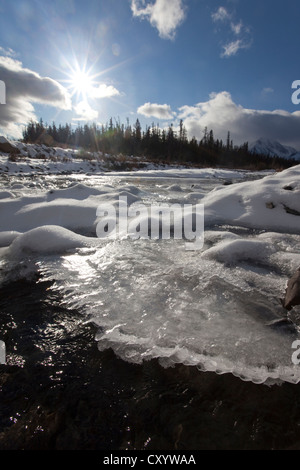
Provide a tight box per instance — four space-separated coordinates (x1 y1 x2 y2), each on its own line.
249 138 300 161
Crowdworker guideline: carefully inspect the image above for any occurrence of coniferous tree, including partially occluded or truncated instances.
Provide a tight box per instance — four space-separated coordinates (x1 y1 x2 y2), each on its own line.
21 117 296 171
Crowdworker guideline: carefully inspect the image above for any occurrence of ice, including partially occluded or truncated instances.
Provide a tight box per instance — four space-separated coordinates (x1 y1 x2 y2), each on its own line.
201 238 276 264
184 191 205 202
36 236 300 385
0 161 300 384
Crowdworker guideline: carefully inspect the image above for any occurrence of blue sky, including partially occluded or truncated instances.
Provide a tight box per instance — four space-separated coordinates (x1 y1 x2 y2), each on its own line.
1 0 300 148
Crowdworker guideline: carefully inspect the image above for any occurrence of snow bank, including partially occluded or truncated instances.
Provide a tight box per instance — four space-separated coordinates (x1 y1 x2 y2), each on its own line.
203 165 300 232
47 183 105 200
8 225 98 256
108 168 255 179
0 182 110 233
0 156 106 175
0 231 21 247
0 196 99 233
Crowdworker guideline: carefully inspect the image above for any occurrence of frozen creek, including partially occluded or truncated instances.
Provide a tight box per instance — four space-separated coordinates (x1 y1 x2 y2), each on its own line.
0 165 300 386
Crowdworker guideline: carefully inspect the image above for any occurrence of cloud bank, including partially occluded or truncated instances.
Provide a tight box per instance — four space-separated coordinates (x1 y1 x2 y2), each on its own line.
0 55 71 138
138 92 300 149
131 0 186 40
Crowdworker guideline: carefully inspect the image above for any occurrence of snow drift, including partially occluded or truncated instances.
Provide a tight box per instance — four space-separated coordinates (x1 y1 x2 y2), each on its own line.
203 165 300 232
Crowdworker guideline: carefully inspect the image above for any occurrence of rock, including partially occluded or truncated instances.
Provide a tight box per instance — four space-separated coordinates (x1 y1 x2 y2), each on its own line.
281 268 300 311
0 136 20 154
266 317 298 334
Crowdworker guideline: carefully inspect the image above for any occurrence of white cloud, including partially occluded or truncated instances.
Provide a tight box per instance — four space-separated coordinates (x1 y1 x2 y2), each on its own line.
131 0 186 40
230 21 243 35
73 100 98 121
137 102 174 119
211 6 231 22
91 84 120 99
221 38 251 57
262 87 274 94
0 55 71 138
177 91 300 149
0 46 17 58
211 6 252 58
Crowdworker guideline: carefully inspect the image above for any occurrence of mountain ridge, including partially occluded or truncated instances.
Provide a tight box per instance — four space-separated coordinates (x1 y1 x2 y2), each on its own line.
249 138 300 161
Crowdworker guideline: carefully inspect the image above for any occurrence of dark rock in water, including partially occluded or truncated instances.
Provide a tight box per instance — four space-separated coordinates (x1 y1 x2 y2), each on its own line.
266 318 298 334
283 204 300 216
281 268 300 311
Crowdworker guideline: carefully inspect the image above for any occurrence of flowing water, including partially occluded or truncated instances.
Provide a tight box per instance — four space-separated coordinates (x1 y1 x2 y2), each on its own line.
1 169 300 450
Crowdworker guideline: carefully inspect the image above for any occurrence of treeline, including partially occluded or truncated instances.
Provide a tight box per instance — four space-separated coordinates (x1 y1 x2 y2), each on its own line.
22 118 296 170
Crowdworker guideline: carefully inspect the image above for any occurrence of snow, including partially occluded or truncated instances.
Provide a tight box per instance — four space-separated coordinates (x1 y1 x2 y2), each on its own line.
0 141 300 385
8 225 97 256
0 193 100 233
0 136 14 145
249 138 300 161
203 165 300 232
0 231 21 247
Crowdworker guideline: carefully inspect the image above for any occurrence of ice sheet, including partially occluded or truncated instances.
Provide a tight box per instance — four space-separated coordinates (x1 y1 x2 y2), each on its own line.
0 164 300 384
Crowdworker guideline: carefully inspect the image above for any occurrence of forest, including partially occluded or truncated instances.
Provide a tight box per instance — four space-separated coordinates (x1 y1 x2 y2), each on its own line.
22 117 297 170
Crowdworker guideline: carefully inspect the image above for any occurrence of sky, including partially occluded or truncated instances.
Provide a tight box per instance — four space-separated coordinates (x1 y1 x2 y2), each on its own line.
1 0 300 148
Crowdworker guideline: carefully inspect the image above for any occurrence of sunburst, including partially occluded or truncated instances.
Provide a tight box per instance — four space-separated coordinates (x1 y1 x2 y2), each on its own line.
62 60 100 102
70 69 94 97
39 32 136 122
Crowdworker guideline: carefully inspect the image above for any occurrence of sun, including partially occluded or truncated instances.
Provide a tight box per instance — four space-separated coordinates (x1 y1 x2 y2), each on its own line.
70 69 94 99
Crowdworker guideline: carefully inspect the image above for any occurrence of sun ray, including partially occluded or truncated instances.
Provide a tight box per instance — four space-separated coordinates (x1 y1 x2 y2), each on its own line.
68 66 94 100
37 26 141 125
